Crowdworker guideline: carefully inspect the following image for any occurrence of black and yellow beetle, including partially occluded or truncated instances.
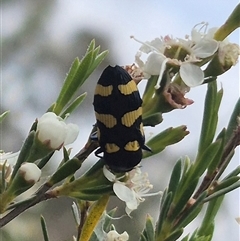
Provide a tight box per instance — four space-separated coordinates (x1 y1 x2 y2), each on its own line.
93 65 150 172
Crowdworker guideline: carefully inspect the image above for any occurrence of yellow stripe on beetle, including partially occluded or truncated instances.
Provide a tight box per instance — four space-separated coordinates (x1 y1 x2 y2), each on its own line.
105 143 120 153
95 112 117 128
124 141 140 151
95 84 113 96
121 107 142 127
118 80 138 95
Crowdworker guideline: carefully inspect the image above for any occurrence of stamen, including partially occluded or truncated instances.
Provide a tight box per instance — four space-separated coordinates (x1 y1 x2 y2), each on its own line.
130 35 159 52
192 22 209 36
141 190 163 197
200 22 209 35
192 21 206 30
154 58 169 89
63 113 70 120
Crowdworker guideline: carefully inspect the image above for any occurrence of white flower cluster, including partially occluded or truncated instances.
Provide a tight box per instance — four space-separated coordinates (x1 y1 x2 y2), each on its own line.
104 166 161 216
0 112 79 187
132 22 239 89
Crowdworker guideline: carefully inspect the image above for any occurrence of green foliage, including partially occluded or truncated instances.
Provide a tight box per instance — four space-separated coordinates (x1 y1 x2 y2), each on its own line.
143 126 189 158
60 92 87 119
0 111 10 124
140 215 155 241
148 77 239 241
197 81 223 156
53 40 108 115
225 98 240 142
10 131 36 181
214 4 240 40
40 216 50 241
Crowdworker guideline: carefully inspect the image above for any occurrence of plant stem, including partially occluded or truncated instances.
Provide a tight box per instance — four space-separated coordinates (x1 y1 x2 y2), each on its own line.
193 126 240 199
0 127 99 227
0 183 51 227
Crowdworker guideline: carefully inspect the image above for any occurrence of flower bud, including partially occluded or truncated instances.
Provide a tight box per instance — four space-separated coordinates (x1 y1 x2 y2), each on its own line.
218 43 239 71
9 163 41 196
0 163 41 213
205 43 239 77
36 112 79 150
19 162 41 184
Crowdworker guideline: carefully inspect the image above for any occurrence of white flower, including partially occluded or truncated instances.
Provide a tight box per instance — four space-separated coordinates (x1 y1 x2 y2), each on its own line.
132 22 219 88
36 112 79 150
103 166 160 216
19 163 41 183
105 230 129 241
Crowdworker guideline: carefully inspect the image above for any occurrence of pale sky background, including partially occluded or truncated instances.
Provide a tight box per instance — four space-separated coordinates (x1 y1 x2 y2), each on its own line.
1 1 240 241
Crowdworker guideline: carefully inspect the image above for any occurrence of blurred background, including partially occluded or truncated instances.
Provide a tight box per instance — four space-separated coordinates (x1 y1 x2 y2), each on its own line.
1 0 239 240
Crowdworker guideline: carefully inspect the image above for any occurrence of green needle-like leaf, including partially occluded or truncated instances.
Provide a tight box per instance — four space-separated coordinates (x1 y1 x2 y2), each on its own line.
37 152 54 169
223 165 240 180
140 235 148 241
54 58 80 114
48 157 82 186
40 216 50 241
204 181 240 202
225 98 240 143
53 40 108 115
48 159 112 200
207 129 225 175
175 192 207 229
141 214 155 241
198 81 222 156
60 92 87 119
10 131 35 182
155 192 172 237
214 176 240 192
68 48 108 96
1 161 8 192
0 111 10 123
181 235 189 241
171 178 198 219
193 140 222 178
168 159 182 198
198 196 224 236
87 39 96 52
143 126 189 158
164 229 184 241
160 188 168 209
86 49 108 77
142 75 158 104
214 4 240 41
142 113 163 126
75 49 95 83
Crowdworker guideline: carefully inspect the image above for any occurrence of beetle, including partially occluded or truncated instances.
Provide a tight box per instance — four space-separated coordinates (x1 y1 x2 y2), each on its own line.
93 65 149 172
